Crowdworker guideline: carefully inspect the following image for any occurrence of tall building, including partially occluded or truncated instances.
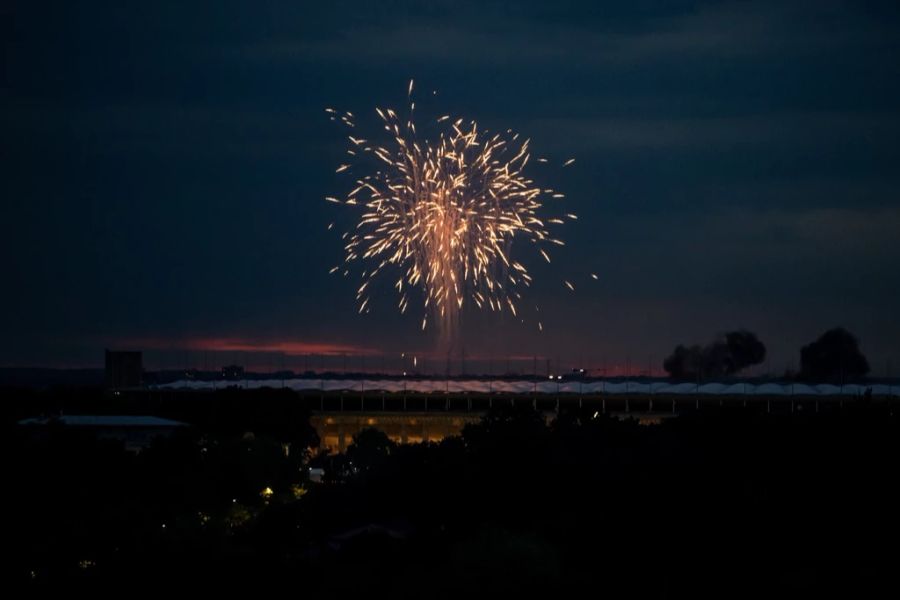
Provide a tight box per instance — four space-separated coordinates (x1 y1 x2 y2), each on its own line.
105 350 143 389
221 364 245 380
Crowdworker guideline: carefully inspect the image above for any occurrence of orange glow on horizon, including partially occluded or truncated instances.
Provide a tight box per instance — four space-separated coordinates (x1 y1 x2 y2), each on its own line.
121 337 379 357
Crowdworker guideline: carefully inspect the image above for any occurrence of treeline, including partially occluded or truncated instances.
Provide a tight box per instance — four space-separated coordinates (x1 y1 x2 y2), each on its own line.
664 327 871 382
6 401 899 595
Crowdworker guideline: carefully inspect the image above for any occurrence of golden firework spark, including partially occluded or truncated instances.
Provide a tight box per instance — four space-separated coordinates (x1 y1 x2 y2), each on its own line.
327 81 572 338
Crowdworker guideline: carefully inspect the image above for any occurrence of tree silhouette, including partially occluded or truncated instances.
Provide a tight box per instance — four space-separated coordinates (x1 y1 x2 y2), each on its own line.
663 330 766 380
346 427 396 474
799 328 869 382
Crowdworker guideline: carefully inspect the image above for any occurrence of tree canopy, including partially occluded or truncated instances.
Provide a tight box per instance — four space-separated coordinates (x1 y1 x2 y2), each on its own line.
800 328 869 382
664 330 766 380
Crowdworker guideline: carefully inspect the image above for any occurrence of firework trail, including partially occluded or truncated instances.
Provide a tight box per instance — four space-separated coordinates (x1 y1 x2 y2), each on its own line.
326 81 576 346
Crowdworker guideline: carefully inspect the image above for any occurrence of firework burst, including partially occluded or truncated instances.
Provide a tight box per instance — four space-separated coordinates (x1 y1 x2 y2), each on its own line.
326 81 575 343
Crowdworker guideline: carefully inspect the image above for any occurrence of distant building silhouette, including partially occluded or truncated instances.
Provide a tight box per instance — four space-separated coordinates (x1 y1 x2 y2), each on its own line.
221 364 245 380
18 415 186 452
105 350 143 389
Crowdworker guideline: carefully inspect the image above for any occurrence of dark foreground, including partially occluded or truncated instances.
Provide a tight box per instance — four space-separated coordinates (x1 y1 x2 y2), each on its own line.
3 386 899 597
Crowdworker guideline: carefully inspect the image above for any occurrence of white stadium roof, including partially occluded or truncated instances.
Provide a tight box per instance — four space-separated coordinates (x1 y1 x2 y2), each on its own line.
154 378 899 397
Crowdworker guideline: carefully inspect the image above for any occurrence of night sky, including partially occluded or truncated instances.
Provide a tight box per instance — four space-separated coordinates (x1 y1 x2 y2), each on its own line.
3 1 900 372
